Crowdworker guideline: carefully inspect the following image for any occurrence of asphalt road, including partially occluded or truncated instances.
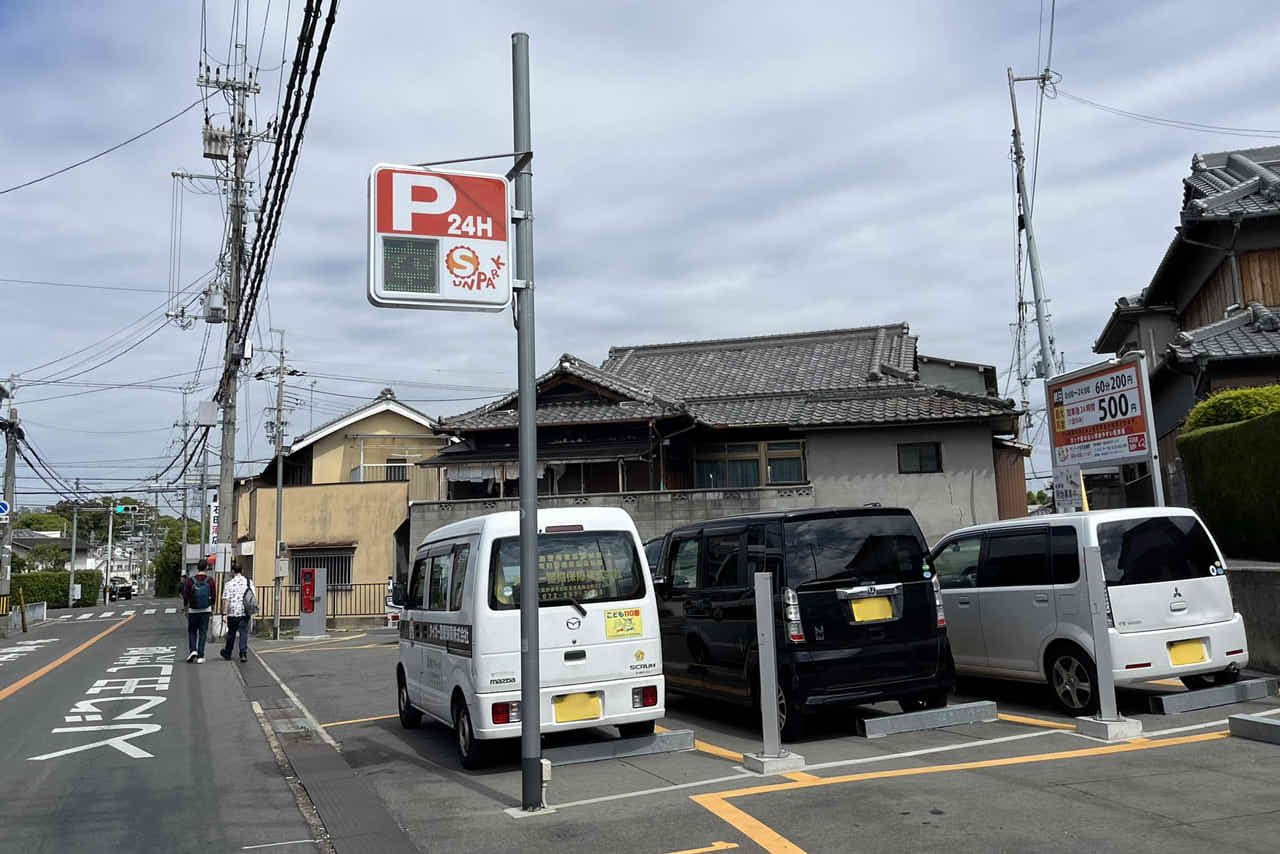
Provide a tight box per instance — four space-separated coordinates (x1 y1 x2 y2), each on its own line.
0 596 316 854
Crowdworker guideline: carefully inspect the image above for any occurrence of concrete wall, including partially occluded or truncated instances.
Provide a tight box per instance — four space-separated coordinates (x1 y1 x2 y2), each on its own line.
309 411 445 484
246 480 408 586
1226 563 1280 675
409 485 818 550
806 425 999 545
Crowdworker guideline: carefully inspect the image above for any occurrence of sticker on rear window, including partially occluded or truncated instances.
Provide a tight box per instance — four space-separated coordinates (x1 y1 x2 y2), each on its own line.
604 608 642 639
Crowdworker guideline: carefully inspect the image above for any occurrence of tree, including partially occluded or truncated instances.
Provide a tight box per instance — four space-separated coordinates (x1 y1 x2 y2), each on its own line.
14 511 67 533
1035 490 1048 505
27 543 69 572
1026 490 1037 505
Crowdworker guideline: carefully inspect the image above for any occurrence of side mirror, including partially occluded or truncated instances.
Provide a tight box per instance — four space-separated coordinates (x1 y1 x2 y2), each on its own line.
391 583 407 607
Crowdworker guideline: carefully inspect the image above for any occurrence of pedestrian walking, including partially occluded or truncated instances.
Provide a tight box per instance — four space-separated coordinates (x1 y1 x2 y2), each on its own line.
182 560 217 663
220 563 253 663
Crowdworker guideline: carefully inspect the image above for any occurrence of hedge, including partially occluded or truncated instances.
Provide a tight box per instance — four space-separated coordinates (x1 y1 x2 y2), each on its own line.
1178 410 1280 559
1184 384 1280 432
11 570 103 608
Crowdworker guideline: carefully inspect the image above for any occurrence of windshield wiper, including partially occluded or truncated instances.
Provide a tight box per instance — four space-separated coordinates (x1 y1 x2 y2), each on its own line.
566 596 587 617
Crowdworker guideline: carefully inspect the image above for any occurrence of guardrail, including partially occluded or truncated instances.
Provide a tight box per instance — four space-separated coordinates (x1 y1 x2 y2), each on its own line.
252 582 387 618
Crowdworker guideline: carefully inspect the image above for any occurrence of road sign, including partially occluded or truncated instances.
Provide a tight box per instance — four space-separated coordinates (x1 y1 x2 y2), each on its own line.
1046 352 1163 511
367 164 512 312
0 500 9 515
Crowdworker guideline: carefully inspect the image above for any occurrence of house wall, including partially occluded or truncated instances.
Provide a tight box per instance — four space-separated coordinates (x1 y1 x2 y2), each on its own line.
992 444 1028 520
409 485 817 549
806 425 999 544
918 361 989 396
309 411 444 484
1183 248 1280 330
245 480 408 586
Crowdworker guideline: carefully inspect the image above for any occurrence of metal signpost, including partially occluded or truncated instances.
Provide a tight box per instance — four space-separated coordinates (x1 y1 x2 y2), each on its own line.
1046 352 1164 512
367 33 540 811
744 572 804 773
1077 545 1142 740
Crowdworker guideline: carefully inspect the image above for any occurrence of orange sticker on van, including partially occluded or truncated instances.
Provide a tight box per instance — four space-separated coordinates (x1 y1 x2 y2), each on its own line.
604 608 642 639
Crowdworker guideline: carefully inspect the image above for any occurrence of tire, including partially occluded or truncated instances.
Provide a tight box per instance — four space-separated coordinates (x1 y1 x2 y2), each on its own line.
1182 668 1240 691
618 720 656 738
778 684 807 742
454 700 488 770
1047 645 1100 716
397 674 422 729
899 689 949 713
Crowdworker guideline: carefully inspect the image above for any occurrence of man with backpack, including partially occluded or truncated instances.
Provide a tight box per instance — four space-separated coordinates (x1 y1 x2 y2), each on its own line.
220 562 256 663
182 558 218 663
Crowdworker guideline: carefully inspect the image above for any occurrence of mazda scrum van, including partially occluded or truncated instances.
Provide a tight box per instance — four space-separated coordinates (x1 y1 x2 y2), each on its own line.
394 507 664 768
929 507 1248 715
653 507 953 740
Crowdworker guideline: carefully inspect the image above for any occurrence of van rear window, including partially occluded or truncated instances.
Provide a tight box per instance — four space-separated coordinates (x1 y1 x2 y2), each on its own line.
784 514 926 588
1098 516 1223 587
489 531 645 610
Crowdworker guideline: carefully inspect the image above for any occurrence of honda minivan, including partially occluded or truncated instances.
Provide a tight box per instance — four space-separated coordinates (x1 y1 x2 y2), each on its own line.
653 507 953 740
929 507 1249 715
394 507 664 768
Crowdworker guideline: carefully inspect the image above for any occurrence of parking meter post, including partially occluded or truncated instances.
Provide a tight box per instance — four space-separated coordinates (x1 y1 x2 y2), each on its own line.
1076 545 1142 741
511 31 542 813
755 572 782 758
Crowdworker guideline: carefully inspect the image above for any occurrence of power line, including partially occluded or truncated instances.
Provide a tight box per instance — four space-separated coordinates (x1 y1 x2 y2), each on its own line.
0 99 204 195
0 277 170 294
1055 88 1280 139
18 420 175 436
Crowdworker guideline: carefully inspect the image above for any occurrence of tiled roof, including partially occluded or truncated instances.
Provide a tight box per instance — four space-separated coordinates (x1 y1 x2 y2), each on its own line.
603 325 918 399
1183 146 1280 221
1168 302 1280 362
441 326 1013 432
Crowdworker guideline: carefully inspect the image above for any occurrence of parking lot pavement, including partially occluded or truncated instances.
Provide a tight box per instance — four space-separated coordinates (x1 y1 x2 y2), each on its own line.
255 631 1280 853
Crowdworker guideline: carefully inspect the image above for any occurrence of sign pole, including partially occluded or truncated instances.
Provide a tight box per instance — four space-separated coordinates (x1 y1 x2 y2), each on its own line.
512 31 542 813
1136 353 1165 506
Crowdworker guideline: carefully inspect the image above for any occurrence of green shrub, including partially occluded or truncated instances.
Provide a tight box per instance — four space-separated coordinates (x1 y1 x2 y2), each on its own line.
11 570 103 608
1178 410 1280 559
1184 384 1280 432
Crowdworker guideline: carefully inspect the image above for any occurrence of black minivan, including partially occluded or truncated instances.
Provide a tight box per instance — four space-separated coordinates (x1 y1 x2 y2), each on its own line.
652 507 953 739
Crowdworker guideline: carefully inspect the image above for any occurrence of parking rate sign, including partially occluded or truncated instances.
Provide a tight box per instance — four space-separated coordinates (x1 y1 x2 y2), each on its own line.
368 164 512 312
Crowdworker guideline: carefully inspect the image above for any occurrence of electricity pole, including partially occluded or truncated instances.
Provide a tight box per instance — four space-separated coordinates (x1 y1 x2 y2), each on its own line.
180 396 190 590
202 45 259 561
69 479 79 607
1007 67 1058 378
255 329 300 640
1 389 19 606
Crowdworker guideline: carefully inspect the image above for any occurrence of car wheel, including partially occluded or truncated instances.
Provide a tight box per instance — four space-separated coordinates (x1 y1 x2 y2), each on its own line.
454 700 487 770
1048 645 1100 716
778 684 807 742
397 675 422 729
618 720 656 738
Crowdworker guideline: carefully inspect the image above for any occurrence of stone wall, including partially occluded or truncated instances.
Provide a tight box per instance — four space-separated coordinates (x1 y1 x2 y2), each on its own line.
1226 562 1280 675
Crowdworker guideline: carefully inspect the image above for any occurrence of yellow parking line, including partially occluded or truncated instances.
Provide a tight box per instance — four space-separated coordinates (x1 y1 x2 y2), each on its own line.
690 730 1230 853
258 633 369 654
321 713 398 728
267 642 391 656
1147 679 1185 688
664 842 740 854
997 712 1077 730
657 724 745 763
782 772 819 782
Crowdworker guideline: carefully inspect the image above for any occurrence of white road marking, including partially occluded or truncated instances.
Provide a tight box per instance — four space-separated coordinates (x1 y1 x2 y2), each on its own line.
77 614 93 620
121 610 135 616
99 612 114 618
241 841 321 850
58 615 73 620
164 608 176 614
144 609 156 615
27 724 163 760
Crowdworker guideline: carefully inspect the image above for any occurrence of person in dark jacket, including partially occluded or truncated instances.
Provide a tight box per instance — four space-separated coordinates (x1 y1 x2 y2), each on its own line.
182 559 218 663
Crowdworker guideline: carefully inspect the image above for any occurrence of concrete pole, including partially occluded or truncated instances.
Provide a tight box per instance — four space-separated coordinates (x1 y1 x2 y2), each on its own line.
273 331 287 640
105 509 114 606
1 401 17 603
69 481 79 607
1007 68 1057 379
512 31 542 812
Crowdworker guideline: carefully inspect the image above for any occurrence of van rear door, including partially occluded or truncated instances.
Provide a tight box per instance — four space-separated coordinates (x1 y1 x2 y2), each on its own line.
784 511 939 686
488 529 657 689
1097 514 1234 639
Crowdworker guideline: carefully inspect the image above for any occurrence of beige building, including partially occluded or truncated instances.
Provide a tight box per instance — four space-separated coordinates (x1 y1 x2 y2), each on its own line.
233 390 446 605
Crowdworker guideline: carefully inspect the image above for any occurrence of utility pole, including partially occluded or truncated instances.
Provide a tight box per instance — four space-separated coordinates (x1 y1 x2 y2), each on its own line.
180 395 190 590
257 328 298 640
1 390 19 607
511 32 542 813
105 508 114 605
68 478 79 607
1007 68 1058 379
201 45 259 562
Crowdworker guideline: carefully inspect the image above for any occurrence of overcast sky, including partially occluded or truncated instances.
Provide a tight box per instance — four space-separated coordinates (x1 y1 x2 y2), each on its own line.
2 0 1278 512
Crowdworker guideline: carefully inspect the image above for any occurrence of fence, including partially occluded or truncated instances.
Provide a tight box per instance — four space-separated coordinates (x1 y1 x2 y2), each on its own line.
252 582 387 618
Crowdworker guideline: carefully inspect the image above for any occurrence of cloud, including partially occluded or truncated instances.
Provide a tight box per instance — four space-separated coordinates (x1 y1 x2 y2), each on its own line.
2 0 1278 501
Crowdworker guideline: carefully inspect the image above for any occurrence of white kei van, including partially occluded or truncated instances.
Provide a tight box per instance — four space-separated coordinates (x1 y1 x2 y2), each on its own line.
394 507 664 768
928 507 1249 715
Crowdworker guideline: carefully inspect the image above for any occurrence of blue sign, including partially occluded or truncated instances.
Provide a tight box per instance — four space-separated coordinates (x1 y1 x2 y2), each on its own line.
0 500 9 515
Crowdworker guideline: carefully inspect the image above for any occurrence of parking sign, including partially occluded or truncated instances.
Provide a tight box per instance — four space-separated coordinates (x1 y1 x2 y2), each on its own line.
367 164 512 311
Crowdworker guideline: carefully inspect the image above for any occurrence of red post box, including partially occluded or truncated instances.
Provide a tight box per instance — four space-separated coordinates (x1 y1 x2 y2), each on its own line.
301 568 315 614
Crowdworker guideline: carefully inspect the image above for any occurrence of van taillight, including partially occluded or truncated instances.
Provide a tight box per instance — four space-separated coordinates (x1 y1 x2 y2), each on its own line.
1104 588 1115 628
932 574 946 628
632 685 658 708
783 587 805 643
492 702 520 724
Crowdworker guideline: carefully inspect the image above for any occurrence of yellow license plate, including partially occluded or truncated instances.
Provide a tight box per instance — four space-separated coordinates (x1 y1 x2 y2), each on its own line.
1168 639 1208 666
553 692 602 723
851 596 893 622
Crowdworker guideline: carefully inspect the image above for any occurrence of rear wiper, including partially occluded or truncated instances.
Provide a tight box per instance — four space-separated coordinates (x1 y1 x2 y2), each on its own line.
566 597 587 617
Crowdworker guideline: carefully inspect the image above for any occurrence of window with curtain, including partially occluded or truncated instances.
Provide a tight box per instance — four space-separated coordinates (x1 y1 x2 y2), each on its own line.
695 440 806 487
